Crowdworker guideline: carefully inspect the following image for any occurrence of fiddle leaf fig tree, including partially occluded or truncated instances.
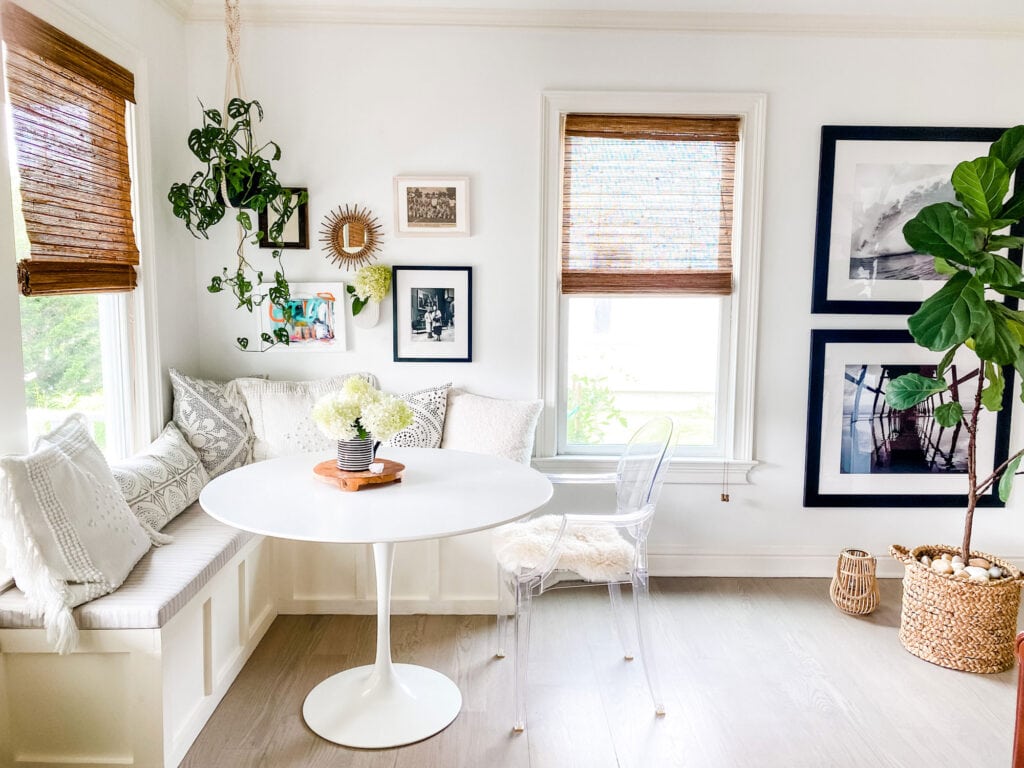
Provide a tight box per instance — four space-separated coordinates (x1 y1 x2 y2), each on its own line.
168 97 307 349
885 125 1024 559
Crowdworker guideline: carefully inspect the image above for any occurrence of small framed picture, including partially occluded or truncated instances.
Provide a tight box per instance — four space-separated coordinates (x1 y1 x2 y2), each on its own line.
258 281 345 350
803 329 1013 507
811 127 1019 314
392 266 472 362
258 187 309 249
394 176 470 237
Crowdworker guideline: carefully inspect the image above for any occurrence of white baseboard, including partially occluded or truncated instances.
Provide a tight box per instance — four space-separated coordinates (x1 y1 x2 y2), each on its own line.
280 598 499 615
648 551 1024 579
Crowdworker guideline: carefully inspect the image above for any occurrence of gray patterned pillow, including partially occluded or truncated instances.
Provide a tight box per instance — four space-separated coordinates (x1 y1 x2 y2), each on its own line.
170 368 254 478
384 383 450 449
111 422 209 531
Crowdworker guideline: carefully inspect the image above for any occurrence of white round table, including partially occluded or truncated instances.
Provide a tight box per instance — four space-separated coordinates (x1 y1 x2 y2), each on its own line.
199 448 552 749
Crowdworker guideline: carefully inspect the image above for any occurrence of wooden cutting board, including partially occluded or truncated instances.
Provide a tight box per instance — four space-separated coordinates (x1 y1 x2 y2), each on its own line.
312 458 405 492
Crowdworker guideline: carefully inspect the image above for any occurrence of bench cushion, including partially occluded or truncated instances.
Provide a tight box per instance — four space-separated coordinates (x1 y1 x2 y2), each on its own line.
0 503 254 630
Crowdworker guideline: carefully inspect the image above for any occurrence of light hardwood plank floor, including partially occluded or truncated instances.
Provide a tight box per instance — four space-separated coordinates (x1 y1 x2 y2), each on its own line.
182 578 1020 767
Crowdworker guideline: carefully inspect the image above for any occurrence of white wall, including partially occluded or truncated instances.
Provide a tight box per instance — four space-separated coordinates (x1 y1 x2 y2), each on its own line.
179 14 1024 576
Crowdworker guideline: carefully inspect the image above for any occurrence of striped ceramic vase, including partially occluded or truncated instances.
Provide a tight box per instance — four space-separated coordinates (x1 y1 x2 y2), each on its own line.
336 437 375 471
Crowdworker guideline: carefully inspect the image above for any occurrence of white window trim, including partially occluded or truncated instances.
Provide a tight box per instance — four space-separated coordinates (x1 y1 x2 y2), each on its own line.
533 90 766 484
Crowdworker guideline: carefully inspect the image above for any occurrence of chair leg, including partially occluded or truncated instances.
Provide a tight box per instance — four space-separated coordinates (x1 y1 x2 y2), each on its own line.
512 578 533 732
631 570 665 716
608 582 636 660
496 568 508 658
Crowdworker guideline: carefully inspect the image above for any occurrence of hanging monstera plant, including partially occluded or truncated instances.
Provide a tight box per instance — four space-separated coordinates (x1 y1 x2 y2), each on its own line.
166 0 305 350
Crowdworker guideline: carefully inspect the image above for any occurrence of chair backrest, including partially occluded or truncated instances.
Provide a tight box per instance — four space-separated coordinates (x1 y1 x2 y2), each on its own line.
615 416 675 514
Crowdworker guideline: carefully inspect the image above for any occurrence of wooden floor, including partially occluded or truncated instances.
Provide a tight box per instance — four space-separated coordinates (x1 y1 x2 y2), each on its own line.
182 578 1020 767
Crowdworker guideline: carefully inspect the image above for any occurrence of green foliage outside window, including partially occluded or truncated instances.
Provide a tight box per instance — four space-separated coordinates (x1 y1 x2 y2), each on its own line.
20 294 102 410
567 374 627 444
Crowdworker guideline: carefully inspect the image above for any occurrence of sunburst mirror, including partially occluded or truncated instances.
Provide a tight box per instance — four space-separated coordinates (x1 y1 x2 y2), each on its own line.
319 204 383 269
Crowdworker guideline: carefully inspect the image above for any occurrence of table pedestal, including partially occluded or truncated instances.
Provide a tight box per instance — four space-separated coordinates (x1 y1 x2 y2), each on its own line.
301 542 462 748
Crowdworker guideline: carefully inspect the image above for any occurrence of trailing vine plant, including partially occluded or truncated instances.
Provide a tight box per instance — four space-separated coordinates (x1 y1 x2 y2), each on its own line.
168 97 306 349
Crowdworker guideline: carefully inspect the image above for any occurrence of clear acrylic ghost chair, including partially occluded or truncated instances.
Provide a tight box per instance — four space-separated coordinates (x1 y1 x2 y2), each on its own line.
492 416 676 732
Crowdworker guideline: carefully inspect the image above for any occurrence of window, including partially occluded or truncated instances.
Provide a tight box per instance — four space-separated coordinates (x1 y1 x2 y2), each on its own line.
2 3 145 458
537 92 765 482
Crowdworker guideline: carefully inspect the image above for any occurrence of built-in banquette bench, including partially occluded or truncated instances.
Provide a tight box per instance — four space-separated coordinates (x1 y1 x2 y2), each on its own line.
0 372 544 768
0 502 274 768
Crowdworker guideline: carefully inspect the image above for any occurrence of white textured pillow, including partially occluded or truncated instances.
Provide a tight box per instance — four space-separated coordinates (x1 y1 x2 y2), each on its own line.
384 383 450 449
440 389 543 464
0 415 155 653
235 373 379 460
111 422 209 531
170 369 255 478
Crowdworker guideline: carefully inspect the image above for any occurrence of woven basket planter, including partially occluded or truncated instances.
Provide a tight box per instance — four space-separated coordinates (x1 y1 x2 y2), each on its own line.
891 544 1023 673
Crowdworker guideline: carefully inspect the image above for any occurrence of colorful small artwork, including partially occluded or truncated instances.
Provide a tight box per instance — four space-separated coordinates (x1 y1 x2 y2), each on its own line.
259 282 346 351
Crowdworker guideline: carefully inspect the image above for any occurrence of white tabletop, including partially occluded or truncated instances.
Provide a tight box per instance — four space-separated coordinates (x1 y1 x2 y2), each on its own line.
199 448 553 544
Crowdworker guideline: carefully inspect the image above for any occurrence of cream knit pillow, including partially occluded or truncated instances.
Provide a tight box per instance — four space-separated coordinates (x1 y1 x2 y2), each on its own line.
440 389 542 465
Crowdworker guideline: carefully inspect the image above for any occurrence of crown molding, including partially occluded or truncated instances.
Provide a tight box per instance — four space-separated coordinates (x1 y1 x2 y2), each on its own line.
153 0 193 20
181 3 1024 38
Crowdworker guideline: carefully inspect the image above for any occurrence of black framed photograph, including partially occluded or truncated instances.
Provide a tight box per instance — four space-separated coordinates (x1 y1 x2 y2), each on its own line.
803 329 1013 507
811 126 1019 314
258 186 309 249
394 176 470 237
392 266 472 362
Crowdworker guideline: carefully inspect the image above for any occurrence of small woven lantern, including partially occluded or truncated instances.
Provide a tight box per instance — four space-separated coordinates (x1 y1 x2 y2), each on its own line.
829 548 880 616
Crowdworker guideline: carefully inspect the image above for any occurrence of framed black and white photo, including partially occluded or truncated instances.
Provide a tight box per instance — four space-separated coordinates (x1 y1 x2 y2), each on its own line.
804 329 1013 507
811 126 1018 314
258 187 309 249
392 266 472 362
394 176 470 237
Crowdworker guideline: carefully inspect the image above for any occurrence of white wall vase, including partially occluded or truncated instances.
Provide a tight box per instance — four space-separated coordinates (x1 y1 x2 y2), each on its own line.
352 299 380 329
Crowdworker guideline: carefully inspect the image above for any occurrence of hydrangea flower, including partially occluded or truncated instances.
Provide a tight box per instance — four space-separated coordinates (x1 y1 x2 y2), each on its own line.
352 264 392 303
311 381 413 442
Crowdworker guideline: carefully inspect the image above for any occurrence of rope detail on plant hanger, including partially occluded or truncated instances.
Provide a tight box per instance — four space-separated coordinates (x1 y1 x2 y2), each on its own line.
221 0 244 211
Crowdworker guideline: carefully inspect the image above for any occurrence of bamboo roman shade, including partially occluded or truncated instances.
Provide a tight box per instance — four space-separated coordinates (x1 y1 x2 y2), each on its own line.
3 3 138 296
561 114 739 295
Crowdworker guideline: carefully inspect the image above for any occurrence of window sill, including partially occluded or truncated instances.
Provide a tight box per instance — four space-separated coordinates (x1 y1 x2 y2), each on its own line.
531 455 758 485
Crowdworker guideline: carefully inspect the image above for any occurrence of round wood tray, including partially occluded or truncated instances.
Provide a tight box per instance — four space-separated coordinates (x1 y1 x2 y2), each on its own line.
313 458 405 492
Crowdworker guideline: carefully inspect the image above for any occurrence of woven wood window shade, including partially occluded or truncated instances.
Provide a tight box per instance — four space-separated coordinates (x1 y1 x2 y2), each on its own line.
3 3 138 296
561 114 739 295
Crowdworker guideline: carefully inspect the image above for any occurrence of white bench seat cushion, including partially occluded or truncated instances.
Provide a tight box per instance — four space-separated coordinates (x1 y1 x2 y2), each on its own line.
0 503 253 630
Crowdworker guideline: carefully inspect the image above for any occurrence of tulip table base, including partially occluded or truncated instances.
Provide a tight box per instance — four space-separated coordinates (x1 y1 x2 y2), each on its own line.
302 662 462 748
301 541 462 748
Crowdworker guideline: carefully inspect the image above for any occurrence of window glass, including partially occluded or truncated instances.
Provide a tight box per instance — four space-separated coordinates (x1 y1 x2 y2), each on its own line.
565 295 721 450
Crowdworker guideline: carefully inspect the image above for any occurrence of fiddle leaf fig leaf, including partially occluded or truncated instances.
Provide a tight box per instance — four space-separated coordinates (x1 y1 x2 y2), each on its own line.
998 188 1024 222
952 157 1010 222
933 256 959 276
885 373 948 410
987 235 1024 251
907 271 987 351
975 251 1023 286
981 361 1005 411
990 126 1024 172
999 454 1023 502
936 344 960 378
902 203 977 263
973 301 1019 366
933 401 964 428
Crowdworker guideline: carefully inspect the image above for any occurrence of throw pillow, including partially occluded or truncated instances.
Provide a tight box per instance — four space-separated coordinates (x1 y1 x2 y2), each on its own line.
384 382 451 449
0 414 155 653
170 368 255 478
440 389 543 464
111 422 209 532
234 373 379 460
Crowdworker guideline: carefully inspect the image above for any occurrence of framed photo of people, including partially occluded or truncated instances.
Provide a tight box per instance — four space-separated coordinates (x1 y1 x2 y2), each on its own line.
810 126 1017 314
803 329 1013 508
394 176 470 237
392 266 472 362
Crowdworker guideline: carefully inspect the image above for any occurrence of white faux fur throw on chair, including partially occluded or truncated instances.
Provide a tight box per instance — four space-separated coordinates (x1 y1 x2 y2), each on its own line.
492 515 634 582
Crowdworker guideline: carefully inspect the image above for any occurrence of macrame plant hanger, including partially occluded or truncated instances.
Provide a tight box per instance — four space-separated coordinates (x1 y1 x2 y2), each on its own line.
222 0 244 214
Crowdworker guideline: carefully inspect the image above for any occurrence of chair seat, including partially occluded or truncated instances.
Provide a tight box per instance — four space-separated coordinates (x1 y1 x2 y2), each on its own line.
493 515 634 582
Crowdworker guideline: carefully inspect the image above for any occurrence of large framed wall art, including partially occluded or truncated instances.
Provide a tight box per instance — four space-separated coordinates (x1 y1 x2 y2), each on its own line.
810 126 1017 314
803 329 1013 507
